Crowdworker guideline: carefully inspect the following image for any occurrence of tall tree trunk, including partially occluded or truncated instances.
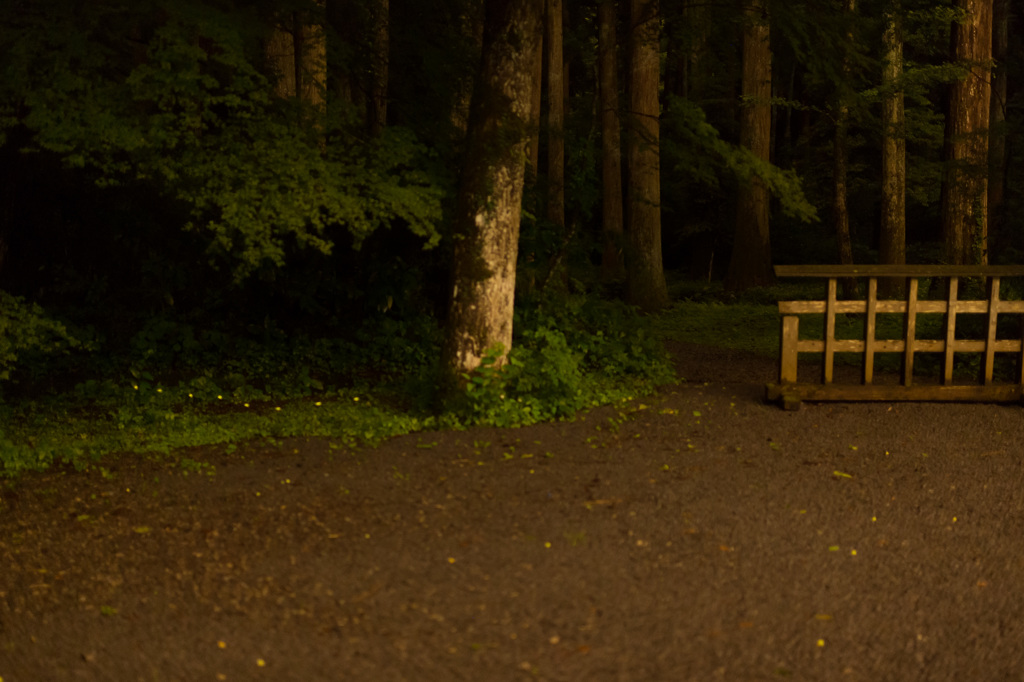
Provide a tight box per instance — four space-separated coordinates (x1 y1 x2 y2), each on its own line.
543 0 566 286
879 2 906 297
449 5 486 135
987 0 1008 244
267 4 326 109
725 0 773 291
528 29 544 173
833 0 857 299
598 0 624 280
443 0 543 379
626 0 669 310
941 0 993 265
367 0 389 137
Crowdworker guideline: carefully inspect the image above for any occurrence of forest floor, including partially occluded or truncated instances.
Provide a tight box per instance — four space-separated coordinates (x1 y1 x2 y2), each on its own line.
3 343 1024 682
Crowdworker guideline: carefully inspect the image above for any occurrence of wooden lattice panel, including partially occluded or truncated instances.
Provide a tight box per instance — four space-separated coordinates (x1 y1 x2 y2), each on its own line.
765 265 1024 409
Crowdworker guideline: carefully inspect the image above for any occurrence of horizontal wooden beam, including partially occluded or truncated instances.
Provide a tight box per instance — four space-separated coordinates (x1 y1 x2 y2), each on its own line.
766 382 1023 408
790 337 1024 354
779 299 1024 314
774 264 1024 278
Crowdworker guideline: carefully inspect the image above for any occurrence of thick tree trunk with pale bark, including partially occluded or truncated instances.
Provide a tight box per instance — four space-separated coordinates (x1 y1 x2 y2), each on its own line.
598 0 624 280
443 0 543 379
725 0 773 292
941 0 992 266
880 3 906 297
626 0 669 311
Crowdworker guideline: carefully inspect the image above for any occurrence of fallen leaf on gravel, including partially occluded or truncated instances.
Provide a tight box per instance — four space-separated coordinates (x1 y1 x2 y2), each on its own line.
132 526 152 534
833 471 852 478
583 499 621 510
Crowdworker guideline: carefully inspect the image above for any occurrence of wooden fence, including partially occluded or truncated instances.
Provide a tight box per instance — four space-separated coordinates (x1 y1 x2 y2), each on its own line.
764 265 1024 409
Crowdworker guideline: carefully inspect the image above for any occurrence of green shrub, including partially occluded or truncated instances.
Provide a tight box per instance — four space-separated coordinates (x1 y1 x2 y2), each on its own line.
0 290 89 393
450 294 675 427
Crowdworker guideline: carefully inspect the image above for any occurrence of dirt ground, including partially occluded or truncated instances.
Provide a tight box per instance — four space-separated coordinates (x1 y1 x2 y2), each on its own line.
4 343 1024 682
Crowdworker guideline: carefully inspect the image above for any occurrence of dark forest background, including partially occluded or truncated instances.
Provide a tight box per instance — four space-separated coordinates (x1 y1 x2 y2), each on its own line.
0 0 1020 469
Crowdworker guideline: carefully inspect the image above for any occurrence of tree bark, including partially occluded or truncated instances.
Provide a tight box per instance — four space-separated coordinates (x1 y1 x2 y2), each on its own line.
833 0 857 299
598 0 624 280
941 0 992 266
879 2 906 297
443 0 543 379
448 5 485 135
528 28 544 173
625 0 669 311
544 0 566 285
267 3 326 109
724 0 773 291
367 0 389 137
987 0 1008 243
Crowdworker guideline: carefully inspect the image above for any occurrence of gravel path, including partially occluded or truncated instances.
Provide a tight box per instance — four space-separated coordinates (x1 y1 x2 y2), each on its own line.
3 344 1024 681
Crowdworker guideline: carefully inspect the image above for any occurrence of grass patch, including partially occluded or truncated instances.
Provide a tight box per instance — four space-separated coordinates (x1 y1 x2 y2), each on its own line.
0 294 676 477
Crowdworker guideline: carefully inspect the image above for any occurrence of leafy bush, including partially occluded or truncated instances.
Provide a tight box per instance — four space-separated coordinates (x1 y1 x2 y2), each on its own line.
450 295 675 427
0 290 89 391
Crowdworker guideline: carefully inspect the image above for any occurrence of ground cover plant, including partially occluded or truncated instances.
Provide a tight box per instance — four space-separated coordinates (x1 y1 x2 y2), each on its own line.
0 291 674 478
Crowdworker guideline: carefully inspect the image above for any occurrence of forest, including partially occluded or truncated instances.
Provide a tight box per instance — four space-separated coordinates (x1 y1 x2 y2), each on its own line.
0 0 1020 474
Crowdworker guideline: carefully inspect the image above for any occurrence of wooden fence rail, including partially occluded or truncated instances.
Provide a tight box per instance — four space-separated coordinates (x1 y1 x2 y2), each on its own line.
764 265 1024 409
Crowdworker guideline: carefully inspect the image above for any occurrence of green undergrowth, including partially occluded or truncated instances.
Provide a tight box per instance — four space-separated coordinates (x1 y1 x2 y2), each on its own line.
442 295 675 428
0 294 675 477
9 277 1013 479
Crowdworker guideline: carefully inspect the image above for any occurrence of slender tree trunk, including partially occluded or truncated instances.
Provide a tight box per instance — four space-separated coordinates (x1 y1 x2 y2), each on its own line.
443 0 543 379
449 6 486 135
626 0 669 310
327 0 364 119
880 2 906 297
543 0 566 286
598 0 625 280
987 0 1008 243
367 0 389 137
724 0 773 291
941 0 992 265
833 0 857 299
546 0 564 219
267 4 326 109
528 29 544 173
